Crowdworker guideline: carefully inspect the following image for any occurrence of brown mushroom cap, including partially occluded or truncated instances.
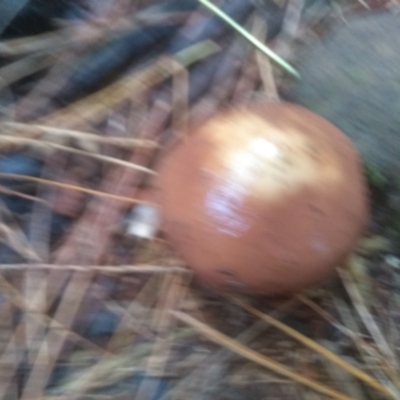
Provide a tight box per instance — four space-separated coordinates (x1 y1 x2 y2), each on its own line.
156 102 369 295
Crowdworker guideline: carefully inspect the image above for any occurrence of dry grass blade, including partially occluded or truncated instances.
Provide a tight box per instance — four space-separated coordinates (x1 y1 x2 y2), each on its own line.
0 6 189 57
0 183 49 205
55 275 162 399
356 0 370 9
55 342 161 399
338 267 400 397
0 301 17 399
0 222 41 261
230 296 394 398
171 60 189 137
298 294 387 361
0 202 42 261
135 273 190 400
320 339 366 399
0 269 109 400
188 33 250 127
107 274 163 352
162 297 301 400
0 173 153 205
0 136 156 174
0 53 56 91
252 15 279 99
24 271 47 365
196 0 300 78
272 0 304 59
41 141 155 173
0 263 188 273
20 271 95 400
0 28 73 56
55 348 150 398
171 310 357 400
0 122 158 148
357 236 390 255
0 272 108 355
332 293 400 397
230 15 264 102
0 331 20 399
36 40 220 129
338 267 400 372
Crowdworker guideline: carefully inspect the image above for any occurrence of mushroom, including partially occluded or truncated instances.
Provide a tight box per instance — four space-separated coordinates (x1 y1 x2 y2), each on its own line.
156 102 369 295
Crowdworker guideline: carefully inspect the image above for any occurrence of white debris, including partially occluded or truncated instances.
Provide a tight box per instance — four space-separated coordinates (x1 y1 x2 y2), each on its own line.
126 204 160 239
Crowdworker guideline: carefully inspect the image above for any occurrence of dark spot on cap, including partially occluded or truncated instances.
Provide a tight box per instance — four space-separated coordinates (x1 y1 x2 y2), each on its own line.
307 203 326 216
217 269 236 277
